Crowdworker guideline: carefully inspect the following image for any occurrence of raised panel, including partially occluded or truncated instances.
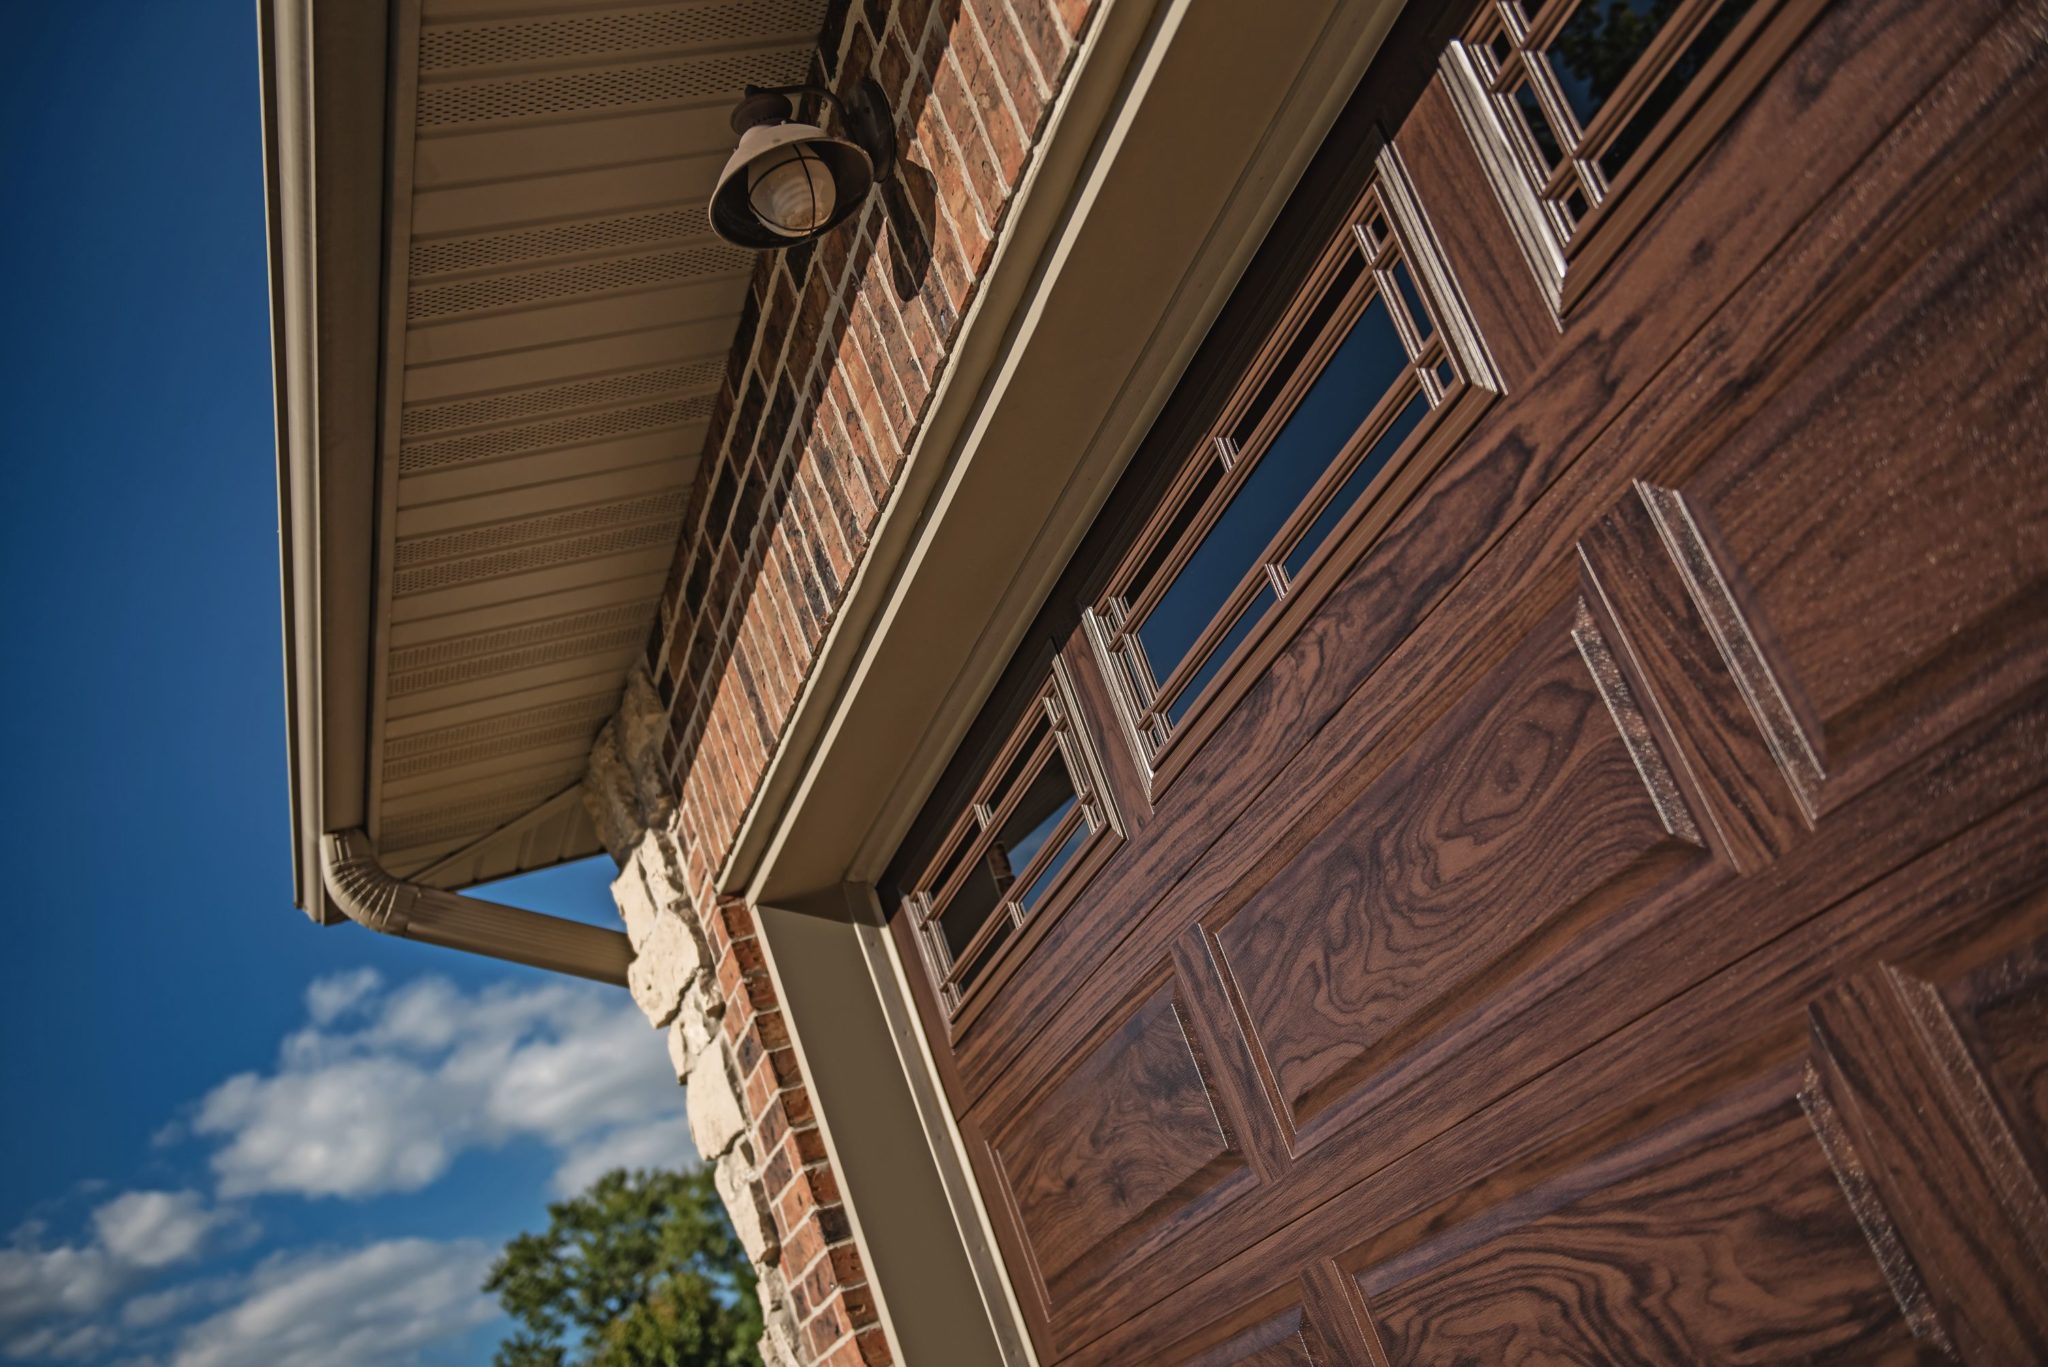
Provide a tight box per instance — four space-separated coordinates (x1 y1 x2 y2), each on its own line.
1207 585 1706 1145
1355 1065 1919 1365
1578 482 1820 874
887 4 2048 1361
1808 962 2048 1357
1678 111 2048 815
1947 937 2048 1182
988 971 1255 1323
1162 1301 1326 1367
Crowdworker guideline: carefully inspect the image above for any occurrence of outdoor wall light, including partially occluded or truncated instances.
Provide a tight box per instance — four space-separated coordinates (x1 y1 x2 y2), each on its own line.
710 80 896 249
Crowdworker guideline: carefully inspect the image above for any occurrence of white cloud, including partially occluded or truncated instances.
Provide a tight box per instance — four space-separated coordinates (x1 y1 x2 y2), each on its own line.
196 1061 452 1200
1 1192 232 1337
2 970 682 1364
92 1192 225 1271
122 1284 211 1330
3 1321 117 1362
0 1243 120 1331
194 973 681 1201
550 1114 698 1197
303 968 382 1027
168 1239 495 1367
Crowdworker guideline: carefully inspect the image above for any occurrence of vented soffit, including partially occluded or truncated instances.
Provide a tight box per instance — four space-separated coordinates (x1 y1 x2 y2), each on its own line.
269 0 831 920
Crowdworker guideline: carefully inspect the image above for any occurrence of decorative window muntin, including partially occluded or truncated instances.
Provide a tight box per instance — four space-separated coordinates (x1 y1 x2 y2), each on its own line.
1445 0 1777 308
905 662 1118 1019
1084 148 1495 791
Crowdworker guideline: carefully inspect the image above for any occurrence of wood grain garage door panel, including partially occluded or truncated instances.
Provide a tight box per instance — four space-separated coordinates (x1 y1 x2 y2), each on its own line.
988 970 1256 1319
1207 577 1707 1148
1354 1063 1920 1364
883 1 2048 1360
1685 149 2048 822
1949 939 2048 1183
1806 955 2048 1358
1160 1298 1327 1367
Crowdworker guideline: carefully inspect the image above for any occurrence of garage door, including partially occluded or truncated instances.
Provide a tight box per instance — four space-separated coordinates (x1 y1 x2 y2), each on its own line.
883 0 2048 1360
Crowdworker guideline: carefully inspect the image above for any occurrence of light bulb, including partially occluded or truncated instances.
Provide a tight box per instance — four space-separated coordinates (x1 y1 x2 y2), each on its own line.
748 148 836 237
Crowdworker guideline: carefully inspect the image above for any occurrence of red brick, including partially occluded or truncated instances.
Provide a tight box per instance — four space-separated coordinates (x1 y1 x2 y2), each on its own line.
761 1044 802 1088
1002 0 1069 90
954 2 1031 189
780 1084 816 1130
778 1214 830 1283
826 371 890 501
894 0 937 58
859 315 915 447
728 933 767 976
870 303 930 429
816 1335 876 1367
1054 0 1095 42
745 1060 775 1117
916 91 989 242
798 462 854 581
931 49 1004 216
804 1297 854 1358
728 965 779 1018
619 11 1094 1354
820 413 878 527
854 1323 894 1365
853 241 925 411
757 269 801 373
788 1121 827 1165
715 897 756 942
788 1237 867 1320
755 1091 790 1152
756 553 806 669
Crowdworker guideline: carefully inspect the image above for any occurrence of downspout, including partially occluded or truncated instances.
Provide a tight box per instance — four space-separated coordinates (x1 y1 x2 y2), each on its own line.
322 830 631 986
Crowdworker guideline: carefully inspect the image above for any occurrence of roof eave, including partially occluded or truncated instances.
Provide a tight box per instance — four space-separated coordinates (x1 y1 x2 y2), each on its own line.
264 0 395 924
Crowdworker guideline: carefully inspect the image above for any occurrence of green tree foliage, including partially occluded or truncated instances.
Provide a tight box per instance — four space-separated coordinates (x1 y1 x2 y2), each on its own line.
486 1167 762 1367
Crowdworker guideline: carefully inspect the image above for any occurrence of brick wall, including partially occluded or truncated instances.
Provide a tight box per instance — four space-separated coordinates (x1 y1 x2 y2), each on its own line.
593 1 1099 1363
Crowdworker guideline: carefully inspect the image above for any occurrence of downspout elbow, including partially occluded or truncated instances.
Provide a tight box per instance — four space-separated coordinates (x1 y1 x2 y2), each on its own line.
320 830 631 987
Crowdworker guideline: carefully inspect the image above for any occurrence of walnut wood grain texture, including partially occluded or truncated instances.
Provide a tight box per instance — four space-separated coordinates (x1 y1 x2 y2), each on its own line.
1160 1301 1324 1367
945 0 2011 1115
1578 483 1815 871
965 0 2044 1135
1948 936 2048 1185
1210 586 1704 1144
1362 1064 1917 1364
1808 964 2048 1357
986 972 1252 1321
1076 737 2048 1363
877 0 2048 1360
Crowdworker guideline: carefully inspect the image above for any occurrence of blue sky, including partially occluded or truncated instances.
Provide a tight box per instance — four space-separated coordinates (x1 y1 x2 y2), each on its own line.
0 5 689 1363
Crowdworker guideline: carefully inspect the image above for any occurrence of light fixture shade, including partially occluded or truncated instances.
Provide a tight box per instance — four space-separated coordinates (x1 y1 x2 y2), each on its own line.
748 142 838 237
711 121 873 249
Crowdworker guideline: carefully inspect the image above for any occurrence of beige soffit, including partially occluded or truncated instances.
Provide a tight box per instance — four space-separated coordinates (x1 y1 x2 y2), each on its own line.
272 0 831 924
375 0 829 889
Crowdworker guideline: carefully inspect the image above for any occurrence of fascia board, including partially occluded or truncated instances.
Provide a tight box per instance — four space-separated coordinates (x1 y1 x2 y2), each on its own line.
267 0 394 923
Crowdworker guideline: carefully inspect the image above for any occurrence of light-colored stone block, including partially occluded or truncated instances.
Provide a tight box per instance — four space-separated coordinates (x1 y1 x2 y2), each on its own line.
638 828 698 932
688 1051 749 1159
582 662 675 859
667 1016 697 1079
714 1147 776 1265
626 907 700 1029
756 1266 801 1367
678 1001 717 1062
610 858 660 949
